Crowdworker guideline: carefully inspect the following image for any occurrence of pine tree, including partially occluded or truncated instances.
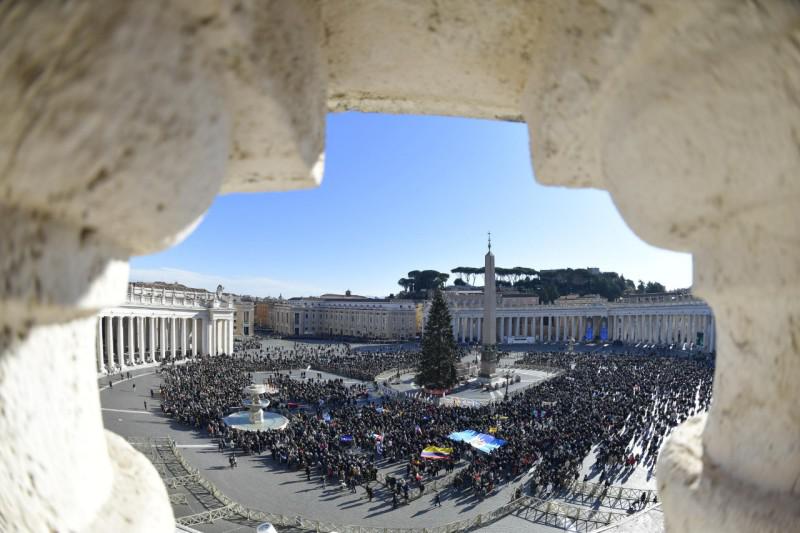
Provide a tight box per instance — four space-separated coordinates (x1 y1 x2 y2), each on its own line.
416 290 458 389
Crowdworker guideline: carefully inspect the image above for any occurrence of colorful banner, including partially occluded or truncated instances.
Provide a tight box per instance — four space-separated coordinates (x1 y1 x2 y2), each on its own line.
447 429 479 442
447 429 506 453
468 433 507 453
421 446 453 460
585 325 593 341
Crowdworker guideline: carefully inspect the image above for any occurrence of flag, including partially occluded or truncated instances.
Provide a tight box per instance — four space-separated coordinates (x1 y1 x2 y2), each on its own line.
488 426 498 434
468 433 507 454
421 446 452 460
415 424 422 435
447 429 479 442
340 434 354 443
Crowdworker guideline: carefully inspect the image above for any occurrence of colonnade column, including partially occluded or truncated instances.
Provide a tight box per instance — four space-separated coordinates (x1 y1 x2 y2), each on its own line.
96 319 104 373
125 316 133 366
136 317 143 364
169 317 176 360
149 316 156 361
104 316 113 371
114 317 123 369
181 318 187 358
228 318 234 354
192 318 198 355
210 318 217 356
157 317 165 361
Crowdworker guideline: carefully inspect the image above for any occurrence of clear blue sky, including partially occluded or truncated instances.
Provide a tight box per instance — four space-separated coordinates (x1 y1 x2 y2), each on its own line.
130 112 692 297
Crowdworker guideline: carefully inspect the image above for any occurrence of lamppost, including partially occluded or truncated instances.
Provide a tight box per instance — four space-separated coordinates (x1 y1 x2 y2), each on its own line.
503 369 514 400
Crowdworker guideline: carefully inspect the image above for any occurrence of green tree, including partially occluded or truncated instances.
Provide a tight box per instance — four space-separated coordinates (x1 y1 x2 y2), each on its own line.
416 290 458 389
645 281 666 293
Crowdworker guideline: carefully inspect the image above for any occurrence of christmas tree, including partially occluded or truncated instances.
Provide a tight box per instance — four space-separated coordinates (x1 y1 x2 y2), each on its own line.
416 290 458 389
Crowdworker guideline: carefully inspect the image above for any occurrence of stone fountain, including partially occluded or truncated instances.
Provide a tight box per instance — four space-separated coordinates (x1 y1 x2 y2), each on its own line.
222 383 288 432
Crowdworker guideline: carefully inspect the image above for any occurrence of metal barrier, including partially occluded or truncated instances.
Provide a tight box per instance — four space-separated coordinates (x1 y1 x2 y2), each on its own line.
132 437 638 532
374 367 415 382
558 480 657 510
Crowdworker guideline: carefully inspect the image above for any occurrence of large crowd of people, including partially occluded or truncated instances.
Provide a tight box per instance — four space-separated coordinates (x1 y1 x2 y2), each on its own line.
233 342 421 382
158 340 714 508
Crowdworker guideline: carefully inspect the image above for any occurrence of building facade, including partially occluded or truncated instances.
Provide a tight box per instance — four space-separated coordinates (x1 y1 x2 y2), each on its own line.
95 282 235 375
441 289 715 352
271 294 418 340
233 297 255 338
254 298 274 332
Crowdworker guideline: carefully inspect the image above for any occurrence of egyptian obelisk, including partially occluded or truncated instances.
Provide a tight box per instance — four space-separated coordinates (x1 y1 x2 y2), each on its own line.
480 233 497 378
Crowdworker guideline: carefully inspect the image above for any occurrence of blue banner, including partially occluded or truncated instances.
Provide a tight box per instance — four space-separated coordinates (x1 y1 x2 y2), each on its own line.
447 429 479 442
585 325 593 341
468 433 507 454
600 324 608 341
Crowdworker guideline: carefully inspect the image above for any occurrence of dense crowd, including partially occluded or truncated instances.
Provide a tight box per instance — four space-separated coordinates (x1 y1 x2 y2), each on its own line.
233 342 421 381
158 346 713 506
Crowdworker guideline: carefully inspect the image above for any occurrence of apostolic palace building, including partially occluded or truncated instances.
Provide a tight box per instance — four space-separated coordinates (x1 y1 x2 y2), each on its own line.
270 292 420 340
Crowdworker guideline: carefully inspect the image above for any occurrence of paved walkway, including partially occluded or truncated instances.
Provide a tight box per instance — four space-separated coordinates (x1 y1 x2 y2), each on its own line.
101 369 570 532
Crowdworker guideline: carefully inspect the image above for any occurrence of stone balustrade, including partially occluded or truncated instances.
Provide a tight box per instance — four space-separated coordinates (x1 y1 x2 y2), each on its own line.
0 1 797 532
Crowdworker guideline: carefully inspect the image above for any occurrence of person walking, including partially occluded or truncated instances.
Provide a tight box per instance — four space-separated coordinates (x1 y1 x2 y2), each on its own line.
143 400 147 410
433 492 441 507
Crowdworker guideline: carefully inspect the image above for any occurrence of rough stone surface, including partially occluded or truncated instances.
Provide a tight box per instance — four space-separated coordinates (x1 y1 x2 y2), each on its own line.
87 432 174 533
1 1 798 531
0 316 113 532
658 414 800 533
178 0 327 194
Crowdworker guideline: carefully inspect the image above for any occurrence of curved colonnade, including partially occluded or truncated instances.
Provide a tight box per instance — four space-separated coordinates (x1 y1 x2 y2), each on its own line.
96 284 234 375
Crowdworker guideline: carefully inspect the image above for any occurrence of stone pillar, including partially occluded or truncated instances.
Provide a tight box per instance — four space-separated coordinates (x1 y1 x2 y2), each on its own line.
115 317 124 369
191 318 198 355
228 318 234 354
104 316 114 372
158 317 165 361
208 319 216 357
169 317 177 360
96 318 104 373
666 315 672 343
136 317 143 364
127 316 136 365
181 318 187 359
523 4 800 528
